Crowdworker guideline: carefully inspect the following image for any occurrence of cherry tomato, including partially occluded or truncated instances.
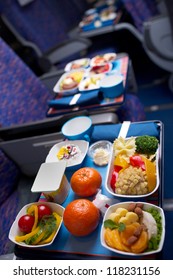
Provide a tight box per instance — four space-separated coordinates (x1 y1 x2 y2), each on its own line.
37 204 52 220
130 155 146 171
18 214 35 233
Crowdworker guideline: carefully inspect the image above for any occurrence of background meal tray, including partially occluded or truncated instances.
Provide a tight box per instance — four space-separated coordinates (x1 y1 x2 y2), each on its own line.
14 121 163 260
46 54 128 117
79 10 122 33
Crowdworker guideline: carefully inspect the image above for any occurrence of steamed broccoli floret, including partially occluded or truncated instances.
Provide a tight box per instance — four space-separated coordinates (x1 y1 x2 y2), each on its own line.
135 135 159 155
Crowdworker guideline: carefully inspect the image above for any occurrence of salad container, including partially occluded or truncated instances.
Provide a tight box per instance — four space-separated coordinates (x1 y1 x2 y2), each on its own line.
105 136 160 198
101 201 165 256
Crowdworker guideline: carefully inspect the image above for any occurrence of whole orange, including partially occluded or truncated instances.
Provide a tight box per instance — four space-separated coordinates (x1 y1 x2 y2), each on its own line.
70 167 102 197
63 199 100 236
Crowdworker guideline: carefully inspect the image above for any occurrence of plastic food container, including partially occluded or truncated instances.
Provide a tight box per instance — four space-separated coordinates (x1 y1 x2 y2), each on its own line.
31 162 70 204
105 137 160 198
78 74 105 93
100 201 165 256
64 58 90 72
53 69 86 94
90 53 117 66
88 140 112 166
45 140 89 170
9 201 64 248
88 63 112 76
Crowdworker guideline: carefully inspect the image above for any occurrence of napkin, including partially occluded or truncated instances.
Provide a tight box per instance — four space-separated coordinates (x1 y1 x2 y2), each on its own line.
91 121 160 143
48 90 103 109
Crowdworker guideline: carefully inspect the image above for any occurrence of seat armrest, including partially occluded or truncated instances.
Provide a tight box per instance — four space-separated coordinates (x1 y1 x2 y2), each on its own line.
0 111 119 141
0 111 89 141
114 22 143 43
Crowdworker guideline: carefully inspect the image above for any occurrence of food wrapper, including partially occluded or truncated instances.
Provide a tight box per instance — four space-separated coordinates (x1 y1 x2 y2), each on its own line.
92 190 119 215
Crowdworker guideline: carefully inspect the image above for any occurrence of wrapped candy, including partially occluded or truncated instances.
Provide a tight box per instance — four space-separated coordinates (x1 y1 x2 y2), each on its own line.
92 190 119 215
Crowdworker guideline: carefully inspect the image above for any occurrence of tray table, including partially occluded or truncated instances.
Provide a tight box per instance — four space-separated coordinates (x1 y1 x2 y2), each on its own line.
14 121 164 259
46 53 129 117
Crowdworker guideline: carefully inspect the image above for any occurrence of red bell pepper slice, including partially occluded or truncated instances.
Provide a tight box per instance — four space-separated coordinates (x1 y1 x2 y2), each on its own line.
110 165 122 191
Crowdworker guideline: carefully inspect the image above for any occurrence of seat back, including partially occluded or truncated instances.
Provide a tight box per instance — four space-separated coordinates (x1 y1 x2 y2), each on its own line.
0 37 56 255
0 149 20 256
0 37 52 127
0 0 89 53
0 150 20 206
121 0 159 33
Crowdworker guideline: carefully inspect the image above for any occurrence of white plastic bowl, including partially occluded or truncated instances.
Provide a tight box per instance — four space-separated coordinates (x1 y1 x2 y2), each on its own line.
90 53 117 66
46 140 89 169
105 140 160 199
53 69 86 94
100 201 165 256
100 11 117 22
64 58 90 72
88 63 112 76
84 8 97 16
88 140 112 166
78 74 105 93
9 202 64 248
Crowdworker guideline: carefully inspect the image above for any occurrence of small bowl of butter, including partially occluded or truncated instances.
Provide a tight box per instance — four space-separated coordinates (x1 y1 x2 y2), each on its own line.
88 140 112 166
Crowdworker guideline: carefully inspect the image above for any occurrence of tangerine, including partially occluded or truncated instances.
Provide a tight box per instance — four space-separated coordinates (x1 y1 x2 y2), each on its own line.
63 199 100 236
70 167 102 197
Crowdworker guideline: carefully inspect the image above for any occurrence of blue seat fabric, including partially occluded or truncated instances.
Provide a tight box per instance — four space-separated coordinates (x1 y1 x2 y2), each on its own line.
121 0 159 33
0 0 89 53
0 37 53 255
0 38 51 127
0 150 20 255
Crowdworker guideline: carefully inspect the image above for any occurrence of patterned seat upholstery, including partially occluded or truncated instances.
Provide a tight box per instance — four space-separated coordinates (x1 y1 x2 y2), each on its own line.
0 37 52 127
121 0 159 33
0 0 89 53
0 150 20 207
0 0 91 75
0 37 53 256
116 93 146 122
0 150 20 256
